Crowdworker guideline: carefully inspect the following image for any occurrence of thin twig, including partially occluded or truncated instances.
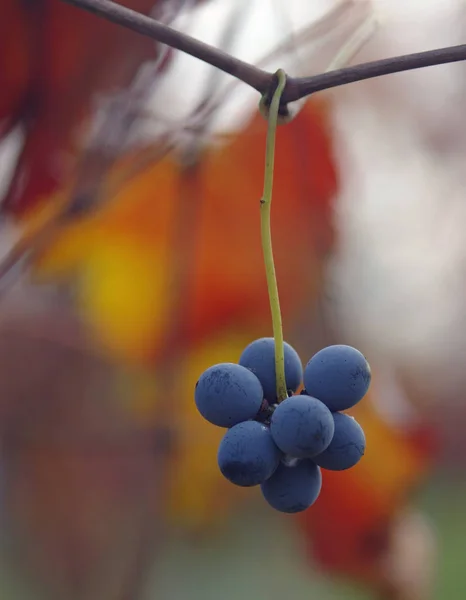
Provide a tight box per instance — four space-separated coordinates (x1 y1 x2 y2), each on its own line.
283 44 466 102
61 0 271 93
61 0 466 108
140 0 374 147
4 0 466 297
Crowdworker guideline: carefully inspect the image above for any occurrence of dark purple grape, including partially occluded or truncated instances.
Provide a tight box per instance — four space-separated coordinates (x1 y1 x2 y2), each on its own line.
239 338 302 403
261 459 322 513
270 395 335 458
313 412 366 471
217 421 282 487
195 363 263 427
303 345 371 412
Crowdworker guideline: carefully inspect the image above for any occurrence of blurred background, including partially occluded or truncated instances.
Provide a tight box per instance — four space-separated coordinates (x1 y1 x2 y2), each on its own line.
0 0 465 598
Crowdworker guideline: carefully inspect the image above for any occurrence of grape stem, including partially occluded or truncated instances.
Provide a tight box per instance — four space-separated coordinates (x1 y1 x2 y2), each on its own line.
259 70 287 403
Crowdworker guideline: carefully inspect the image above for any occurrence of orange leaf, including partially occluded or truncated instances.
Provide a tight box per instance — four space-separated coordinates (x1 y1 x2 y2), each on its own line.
30 99 336 363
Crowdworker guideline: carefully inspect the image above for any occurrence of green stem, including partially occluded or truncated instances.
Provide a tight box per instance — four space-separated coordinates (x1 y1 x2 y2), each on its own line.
259 69 287 403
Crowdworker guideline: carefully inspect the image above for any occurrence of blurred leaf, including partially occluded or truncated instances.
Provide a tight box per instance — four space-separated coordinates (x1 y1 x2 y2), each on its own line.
0 0 169 215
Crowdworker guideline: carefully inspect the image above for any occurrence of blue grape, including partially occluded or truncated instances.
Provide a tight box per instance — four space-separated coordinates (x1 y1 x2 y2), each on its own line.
303 345 371 412
195 363 263 427
218 421 282 487
270 395 335 458
239 338 303 402
313 412 366 471
261 459 322 513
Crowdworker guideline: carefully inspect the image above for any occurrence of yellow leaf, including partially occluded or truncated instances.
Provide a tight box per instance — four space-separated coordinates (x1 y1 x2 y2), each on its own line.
78 240 169 364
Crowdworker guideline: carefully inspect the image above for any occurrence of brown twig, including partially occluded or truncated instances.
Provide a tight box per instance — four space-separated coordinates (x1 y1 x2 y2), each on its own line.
283 44 466 102
61 0 271 93
6 0 466 297
61 0 466 107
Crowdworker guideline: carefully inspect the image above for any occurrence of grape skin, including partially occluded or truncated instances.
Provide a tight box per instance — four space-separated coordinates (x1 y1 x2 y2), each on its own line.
239 337 303 402
217 421 282 487
270 395 335 458
303 345 371 412
195 363 263 427
313 412 366 471
261 459 322 513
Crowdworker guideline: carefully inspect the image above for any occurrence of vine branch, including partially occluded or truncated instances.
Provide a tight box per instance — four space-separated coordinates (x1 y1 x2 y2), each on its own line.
283 44 466 102
61 0 466 108
61 0 271 93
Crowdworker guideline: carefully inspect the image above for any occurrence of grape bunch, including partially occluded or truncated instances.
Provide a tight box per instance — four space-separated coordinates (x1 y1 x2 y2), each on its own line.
194 338 371 514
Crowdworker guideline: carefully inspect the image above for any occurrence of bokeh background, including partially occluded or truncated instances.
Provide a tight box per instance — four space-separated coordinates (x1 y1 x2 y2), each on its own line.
0 1 465 599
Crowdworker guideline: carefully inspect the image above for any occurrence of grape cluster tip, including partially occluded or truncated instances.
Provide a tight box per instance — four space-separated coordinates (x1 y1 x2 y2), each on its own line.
194 338 371 514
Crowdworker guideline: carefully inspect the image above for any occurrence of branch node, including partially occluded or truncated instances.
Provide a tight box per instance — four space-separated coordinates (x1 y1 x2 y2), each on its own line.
259 72 294 125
